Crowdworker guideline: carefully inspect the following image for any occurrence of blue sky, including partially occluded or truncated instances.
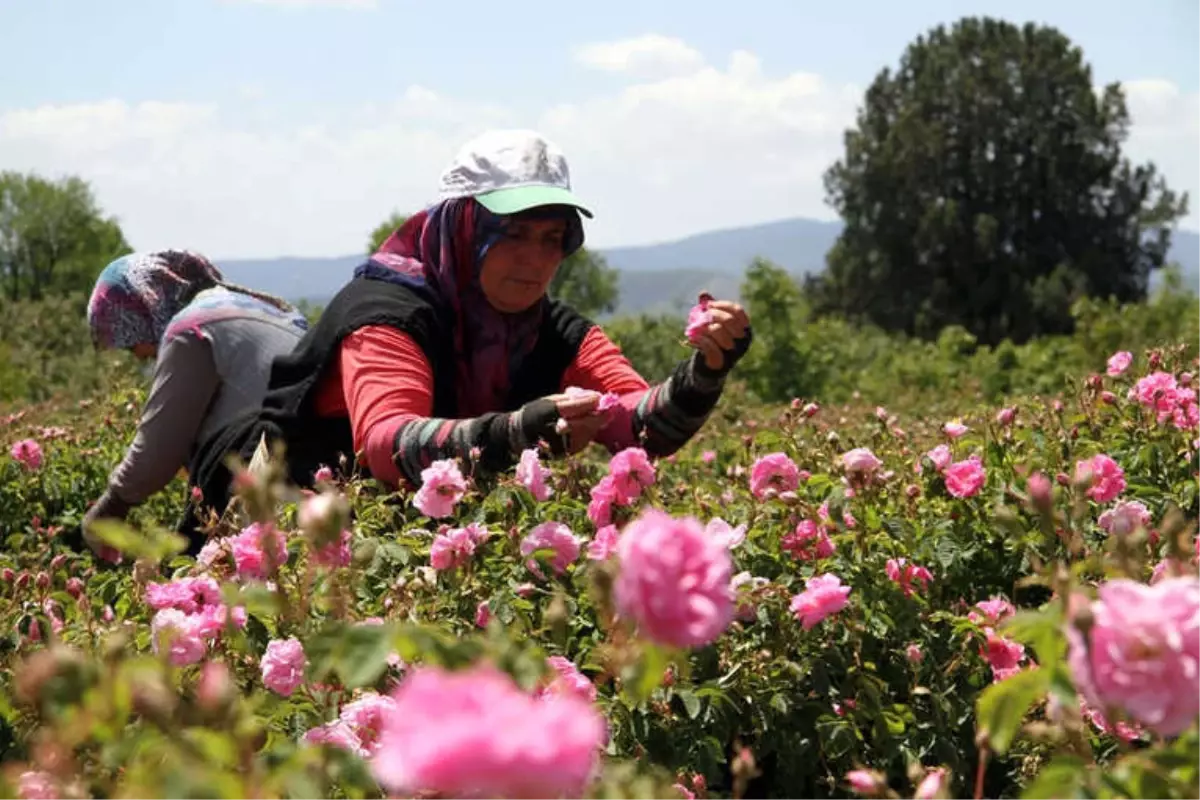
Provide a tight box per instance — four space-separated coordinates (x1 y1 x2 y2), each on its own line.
1 0 1197 258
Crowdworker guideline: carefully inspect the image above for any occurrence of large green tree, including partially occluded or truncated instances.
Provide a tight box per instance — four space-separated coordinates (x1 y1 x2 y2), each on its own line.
805 17 1188 346
366 211 409 254
0 172 131 301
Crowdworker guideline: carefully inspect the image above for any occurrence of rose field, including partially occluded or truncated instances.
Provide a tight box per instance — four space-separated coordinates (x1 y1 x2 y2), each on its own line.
1 299 1199 799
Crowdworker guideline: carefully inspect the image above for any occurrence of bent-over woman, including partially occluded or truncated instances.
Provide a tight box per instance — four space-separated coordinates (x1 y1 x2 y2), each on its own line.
189 129 752 527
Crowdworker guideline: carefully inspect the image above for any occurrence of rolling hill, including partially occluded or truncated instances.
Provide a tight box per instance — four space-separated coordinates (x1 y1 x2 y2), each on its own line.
217 218 1199 316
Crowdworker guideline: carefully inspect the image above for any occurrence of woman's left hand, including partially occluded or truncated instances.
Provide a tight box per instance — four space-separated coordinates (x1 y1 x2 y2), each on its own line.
691 299 752 372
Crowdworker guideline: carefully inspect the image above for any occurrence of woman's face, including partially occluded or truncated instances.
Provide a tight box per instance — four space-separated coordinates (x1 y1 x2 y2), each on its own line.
478 216 567 313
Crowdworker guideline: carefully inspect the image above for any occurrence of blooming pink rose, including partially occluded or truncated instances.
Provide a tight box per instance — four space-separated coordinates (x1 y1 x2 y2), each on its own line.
943 420 968 439
1066 578 1200 736
312 528 353 569
886 558 933 598
842 447 882 477
412 459 468 518
923 444 952 473
1097 500 1151 538
261 637 308 696
914 767 948 799
587 476 617 527
1106 350 1133 377
9 439 43 471
789 574 851 630
1074 453 1126 503
539 655 597 703
370 664 607 799
1131 371 1186 424
17 771 59 800
749 452 801 499
338 691 398 754
587 524 620 561
313 465 334 483
705 517 747 549
968 596 1015 626
608 447 656 504
781 519 835 561
614 509 734 648
520 522 581 577
983 630 1026 681
304 720 367 757
145 576 223 614
515 448 553 502
943 456 986 498
430 524 488 571
150 608 208 666
229 522 288 581
995 407 1016 426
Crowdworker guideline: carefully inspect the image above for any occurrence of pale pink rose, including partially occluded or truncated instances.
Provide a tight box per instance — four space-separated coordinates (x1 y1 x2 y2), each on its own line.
885 558 933 598
845 769 885 796
789 574 851 630
801 401 820 417
587 524 620 561
614 509 734 648
842 447 882 477
608 447 656 504
1066 578 1200 736
923 444 952 472
196 660 234 711
150 608 208 666
587 476 617 527
313 529 353 569
906 643 924 664
145 576 223 614
781 519 835 561
914 767 948 799
1098 500 1151 538
313 464 334 483
1027 472 1053 510
995 407 1016 426
701 450 717 464
1074 454 1126 503
1132 371 1185 424
749 452 801 499
983 630 1026 681
943 420 968 438
412 459 468 518
261 637 308 697
943 456 986 498
229 523 288 581
339 691 398 754
515 448 553 502
705 517 747 549
475 600 491 628
370 664 607 798
17 771 58 800
520 522 581 577
304 720 367 757
968 596 1015 626
430 525 486 571
539 655 597 703
9 439 43 471
1106 350 1133 377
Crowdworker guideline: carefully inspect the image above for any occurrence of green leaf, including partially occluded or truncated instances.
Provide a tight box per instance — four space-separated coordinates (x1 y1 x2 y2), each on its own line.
89 518 187 561
620 642 669 706
1021 756 1086 799
1001 608 1065 671
676 688 702 719
976 666 1048 755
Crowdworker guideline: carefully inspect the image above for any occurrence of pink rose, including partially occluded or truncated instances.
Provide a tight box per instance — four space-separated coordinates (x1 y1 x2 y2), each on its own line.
261 637 308 697
701 449 717 464
841 447 882 478
923 444 952 472
943 456 986 498
339 691 398 754
906 643 924 664
614 509 734 648
370 664 607 799
430 524 488 571
1097 500 1151 538
516 448 553 502
685 295 713 343
608 447 656 504
995 407 1016 426
587 476 617 527
539 655 597 704
520 522 581 577
304 720 367 757
749 452 801 499
9 439 43 471
943 420 968 438
475 600 491 628
587 524 620 561
412 459 468 518
17 771 59 800
1074 453 1126 503
885 558 933 598
914 767 948 799
1106 350 1133 377
229 522 288 581
789 573 851 630
968 596 1015 626
781 519 835 561
705 517 747 549
150 608 208 666
1066 578 1200 736
983 630 1026 681
845 769 885 796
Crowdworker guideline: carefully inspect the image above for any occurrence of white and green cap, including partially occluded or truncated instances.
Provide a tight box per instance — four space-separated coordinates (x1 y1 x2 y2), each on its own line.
438 129 594 218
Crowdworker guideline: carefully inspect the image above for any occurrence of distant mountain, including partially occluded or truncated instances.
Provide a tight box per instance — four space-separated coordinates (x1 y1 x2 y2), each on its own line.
217 218 1199 315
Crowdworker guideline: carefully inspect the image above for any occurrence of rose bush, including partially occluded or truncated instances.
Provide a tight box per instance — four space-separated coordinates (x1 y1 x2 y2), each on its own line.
0 335 1197 799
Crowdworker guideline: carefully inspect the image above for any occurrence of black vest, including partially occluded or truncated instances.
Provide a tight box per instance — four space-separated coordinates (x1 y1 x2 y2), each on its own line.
188 275 594 512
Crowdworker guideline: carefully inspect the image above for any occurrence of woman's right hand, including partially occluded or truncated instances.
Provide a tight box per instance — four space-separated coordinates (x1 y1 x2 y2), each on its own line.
516 392 609 456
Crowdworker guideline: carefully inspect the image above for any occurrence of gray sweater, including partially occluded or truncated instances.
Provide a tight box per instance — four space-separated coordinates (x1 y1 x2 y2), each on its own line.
87 293 306 524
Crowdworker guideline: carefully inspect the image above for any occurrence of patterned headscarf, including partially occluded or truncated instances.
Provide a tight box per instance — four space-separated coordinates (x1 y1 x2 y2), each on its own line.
356 197 582 417
87 250 224 351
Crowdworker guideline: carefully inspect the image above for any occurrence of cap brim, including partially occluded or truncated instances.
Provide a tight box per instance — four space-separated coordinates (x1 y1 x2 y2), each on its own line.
475 185 594 218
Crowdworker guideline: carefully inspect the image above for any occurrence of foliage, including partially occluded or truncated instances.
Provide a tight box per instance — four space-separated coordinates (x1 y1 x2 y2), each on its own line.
0 172 131 302
365 212 409 254
806 16 1189 346
549 247 620 319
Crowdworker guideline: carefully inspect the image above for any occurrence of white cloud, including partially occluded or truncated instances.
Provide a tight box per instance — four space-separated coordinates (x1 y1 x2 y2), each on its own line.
573 34 706 80
1 38 1196 261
